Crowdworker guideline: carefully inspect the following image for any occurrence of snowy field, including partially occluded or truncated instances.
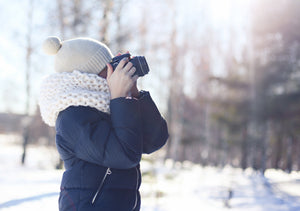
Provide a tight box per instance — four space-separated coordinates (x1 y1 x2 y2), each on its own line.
0 135 300 211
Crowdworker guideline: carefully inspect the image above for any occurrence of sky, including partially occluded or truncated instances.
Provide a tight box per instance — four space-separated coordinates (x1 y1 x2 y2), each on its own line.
0 0 251 114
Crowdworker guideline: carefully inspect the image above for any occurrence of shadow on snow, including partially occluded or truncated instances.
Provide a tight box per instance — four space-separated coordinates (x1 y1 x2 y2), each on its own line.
0 192 59 209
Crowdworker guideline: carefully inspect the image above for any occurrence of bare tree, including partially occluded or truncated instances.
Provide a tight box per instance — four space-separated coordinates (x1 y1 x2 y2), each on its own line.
21 0 35 165
99 0 113 45
113 0 129 50
165 0 185 162
56 0 66 38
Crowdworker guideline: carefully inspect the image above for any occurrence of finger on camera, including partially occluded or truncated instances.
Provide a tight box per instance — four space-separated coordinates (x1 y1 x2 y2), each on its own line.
123 62 133 73
115 57 129 71
127 67 136 76
132 75 139 82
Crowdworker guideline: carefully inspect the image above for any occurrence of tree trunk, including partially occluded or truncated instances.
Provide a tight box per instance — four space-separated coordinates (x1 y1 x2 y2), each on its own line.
165 0 184 162
99 0 113 45
56 0 66 38
261 122 271 174
241 125 248 169
21 127 29 165
21 0 34 165
286 136 293 173
72 0 82 36
114 0 129 50
274 136 283 169
298 139 300 171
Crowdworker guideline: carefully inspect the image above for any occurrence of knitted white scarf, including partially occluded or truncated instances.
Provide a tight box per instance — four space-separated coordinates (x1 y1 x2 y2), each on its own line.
39 70 110 127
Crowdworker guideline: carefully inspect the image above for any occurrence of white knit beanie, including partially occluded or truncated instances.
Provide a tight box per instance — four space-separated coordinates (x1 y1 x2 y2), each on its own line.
42 36 113 74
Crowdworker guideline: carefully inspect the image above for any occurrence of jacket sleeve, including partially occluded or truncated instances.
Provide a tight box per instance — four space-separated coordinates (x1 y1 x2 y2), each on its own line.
55 98 143 169
138 91 169 154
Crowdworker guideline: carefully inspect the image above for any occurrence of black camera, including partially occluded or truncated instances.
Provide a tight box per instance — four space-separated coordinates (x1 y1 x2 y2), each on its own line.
109 53 150 77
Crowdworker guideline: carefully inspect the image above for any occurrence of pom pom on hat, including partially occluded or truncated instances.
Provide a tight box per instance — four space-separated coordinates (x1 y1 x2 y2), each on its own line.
43 36 62 55
42 36 113 74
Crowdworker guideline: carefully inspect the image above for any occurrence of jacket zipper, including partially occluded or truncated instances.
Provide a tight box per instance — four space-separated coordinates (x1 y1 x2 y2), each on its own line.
91 167 112 205
132 166 139 210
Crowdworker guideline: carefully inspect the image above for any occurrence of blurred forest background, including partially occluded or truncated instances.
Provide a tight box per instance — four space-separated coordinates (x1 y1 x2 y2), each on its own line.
1 0 300 175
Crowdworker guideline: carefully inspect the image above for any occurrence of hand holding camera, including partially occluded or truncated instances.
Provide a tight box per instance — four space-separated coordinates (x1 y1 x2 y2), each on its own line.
109 53 149 77
106 53 149 99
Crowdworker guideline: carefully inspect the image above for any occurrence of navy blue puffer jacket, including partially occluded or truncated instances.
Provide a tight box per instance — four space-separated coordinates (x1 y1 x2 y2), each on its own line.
55 91 168 211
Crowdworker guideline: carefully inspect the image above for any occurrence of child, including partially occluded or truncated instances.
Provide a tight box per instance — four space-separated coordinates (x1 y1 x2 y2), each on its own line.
39 36 168 211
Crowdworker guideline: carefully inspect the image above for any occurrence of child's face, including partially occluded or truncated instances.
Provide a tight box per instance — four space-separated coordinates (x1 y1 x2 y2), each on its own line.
98 66 108 78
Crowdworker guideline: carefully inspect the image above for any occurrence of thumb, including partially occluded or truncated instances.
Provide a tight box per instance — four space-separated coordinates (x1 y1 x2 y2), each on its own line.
106 63 113 79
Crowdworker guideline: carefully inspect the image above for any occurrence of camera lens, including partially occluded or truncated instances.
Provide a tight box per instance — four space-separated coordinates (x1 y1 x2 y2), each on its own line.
131 56 149 77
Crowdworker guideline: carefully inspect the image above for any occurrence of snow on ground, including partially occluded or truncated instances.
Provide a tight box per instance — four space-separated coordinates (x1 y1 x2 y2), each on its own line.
0 134 300 211
141 162 300 211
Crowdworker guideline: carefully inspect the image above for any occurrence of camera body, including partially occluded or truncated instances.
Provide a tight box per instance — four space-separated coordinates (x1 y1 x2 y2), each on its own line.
109 53 150 77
